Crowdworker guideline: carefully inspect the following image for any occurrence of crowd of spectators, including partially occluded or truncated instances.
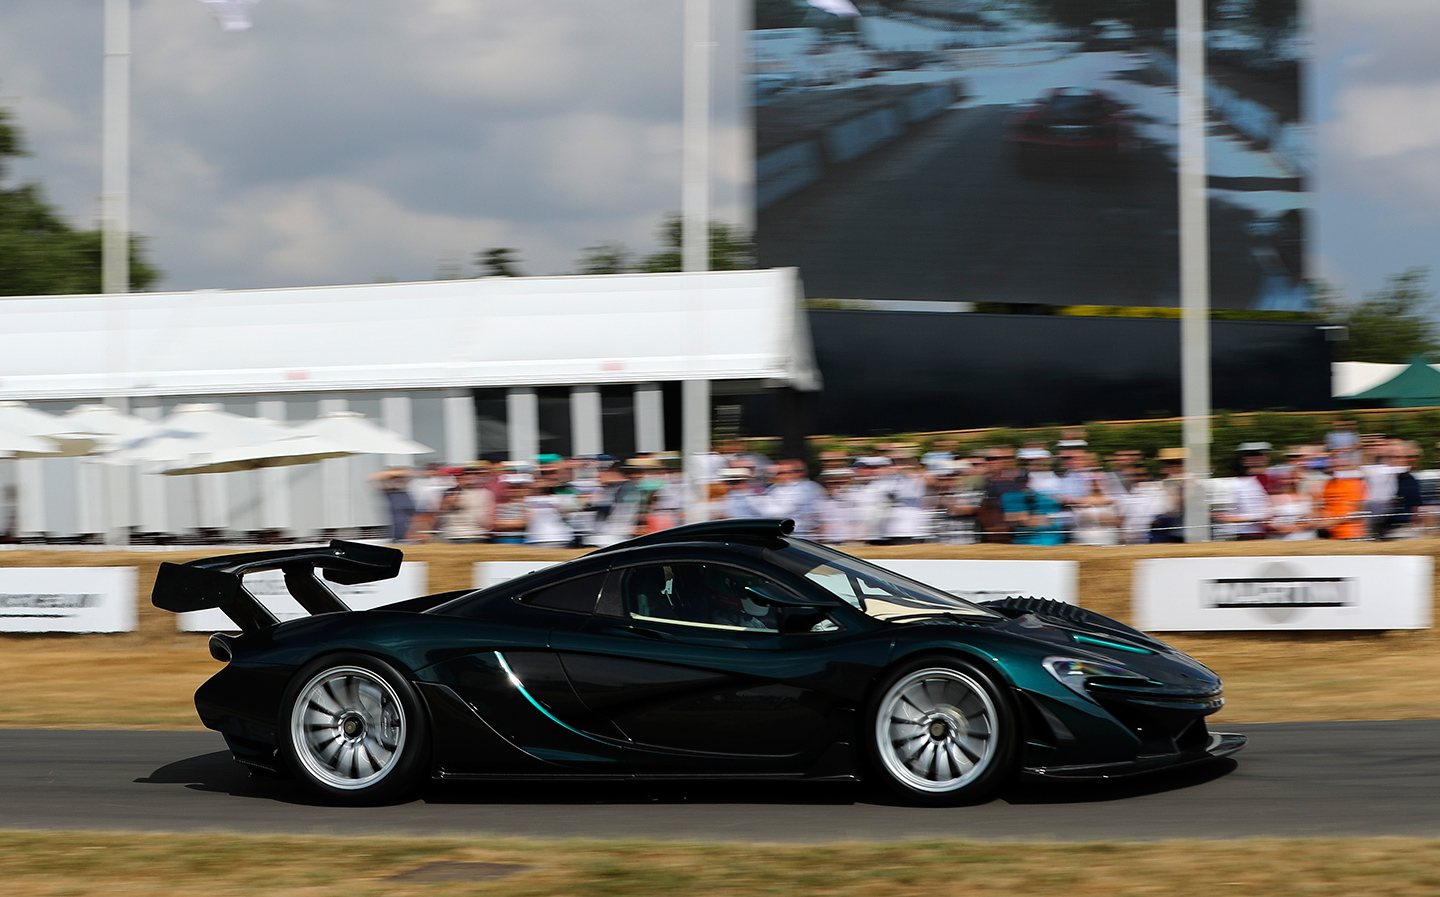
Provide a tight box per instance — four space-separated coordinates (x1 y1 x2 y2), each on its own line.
371 421 1439 547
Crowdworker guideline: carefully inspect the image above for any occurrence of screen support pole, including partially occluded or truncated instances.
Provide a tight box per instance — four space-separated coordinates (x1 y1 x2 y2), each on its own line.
681 0 712 524
1178 0 1211 543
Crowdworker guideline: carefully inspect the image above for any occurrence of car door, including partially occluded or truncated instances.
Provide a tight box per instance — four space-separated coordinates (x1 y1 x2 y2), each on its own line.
549 560 853 769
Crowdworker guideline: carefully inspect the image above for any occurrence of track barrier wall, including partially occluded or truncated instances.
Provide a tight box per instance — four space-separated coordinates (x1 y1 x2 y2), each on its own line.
3 540 1440 641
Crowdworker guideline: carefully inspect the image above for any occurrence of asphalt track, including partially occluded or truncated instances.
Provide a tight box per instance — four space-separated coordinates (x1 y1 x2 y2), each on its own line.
3 721 1440 841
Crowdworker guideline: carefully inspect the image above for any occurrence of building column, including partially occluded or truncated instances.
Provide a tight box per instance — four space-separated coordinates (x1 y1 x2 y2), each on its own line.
381 394 413 469
319 397 350 532
132 402 166 534
634 383 664 454
16 458 45 536
506 388 539 463
443 389 477 464
256 400 292 534
571 386 602 457
681 379 710 523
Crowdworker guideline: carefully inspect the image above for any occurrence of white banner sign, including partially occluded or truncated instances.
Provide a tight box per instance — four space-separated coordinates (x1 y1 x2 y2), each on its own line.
0 567 137 633
473 558 1077 605
1134 556 1432 631
179 562 429 632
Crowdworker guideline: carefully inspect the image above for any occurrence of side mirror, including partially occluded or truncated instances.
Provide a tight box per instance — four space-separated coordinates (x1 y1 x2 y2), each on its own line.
744 583 826 609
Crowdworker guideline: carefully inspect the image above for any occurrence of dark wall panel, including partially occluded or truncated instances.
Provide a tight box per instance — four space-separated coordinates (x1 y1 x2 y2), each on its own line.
749 310 1332 435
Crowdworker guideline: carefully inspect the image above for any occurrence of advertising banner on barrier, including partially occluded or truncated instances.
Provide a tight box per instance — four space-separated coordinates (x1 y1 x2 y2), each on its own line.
1134 556 1432 631
179 562 429 632
474 559 1077 605
0 567 137 633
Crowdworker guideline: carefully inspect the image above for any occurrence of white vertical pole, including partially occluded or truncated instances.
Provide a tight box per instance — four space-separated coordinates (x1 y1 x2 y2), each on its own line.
634 384 665 454
682 379 710 523
682 0 711 524
102 0 130 543
256 400 292 534
1179 0 1211 543
102 0 130 297
319 397 349 533
381 394 413 468
682 0 711 275
506 388 539 463
443 389 477 464
571 386 603 457
133 402 166 535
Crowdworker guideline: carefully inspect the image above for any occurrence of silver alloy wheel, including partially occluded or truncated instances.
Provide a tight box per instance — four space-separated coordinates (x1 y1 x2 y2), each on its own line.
875 667 998 794
290 665 407 791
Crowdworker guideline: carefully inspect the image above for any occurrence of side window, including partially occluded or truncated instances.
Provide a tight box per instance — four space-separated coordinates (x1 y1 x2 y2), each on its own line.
620 563 780 633
519 572 607 615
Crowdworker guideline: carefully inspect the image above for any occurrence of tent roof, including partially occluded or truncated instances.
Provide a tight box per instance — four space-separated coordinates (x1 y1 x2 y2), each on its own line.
1346 357 1440 403
0 269 818 400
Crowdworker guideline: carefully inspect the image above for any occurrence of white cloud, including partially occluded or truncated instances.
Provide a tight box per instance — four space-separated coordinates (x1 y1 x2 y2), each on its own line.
0 0 749 290
1329 83 1440 159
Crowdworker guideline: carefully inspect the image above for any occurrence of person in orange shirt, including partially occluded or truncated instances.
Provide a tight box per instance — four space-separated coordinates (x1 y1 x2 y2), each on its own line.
1321 451 1369 540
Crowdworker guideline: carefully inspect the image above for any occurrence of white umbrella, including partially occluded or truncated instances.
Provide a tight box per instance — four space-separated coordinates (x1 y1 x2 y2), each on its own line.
0 423 57 457
0 401 100 457
158 433 354 476
55 403 156 448
290 410 434 456
104 402 293 466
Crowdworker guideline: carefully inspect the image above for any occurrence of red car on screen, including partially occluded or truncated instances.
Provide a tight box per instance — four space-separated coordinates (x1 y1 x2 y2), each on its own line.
1007 87 1137 173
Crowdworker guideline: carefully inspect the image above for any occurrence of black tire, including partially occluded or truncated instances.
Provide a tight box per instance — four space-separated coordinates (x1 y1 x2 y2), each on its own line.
279 652 430 805
863 655 1018 806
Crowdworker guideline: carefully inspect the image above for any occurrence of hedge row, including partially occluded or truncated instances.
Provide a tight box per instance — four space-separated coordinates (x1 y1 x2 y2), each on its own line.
809 407 1440 476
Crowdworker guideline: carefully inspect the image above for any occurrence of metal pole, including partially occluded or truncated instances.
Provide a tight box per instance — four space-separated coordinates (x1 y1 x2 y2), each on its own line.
102 0 131 545
102 0 130 296
1178 0 1211 542
682 0 711 274
681 0 712 523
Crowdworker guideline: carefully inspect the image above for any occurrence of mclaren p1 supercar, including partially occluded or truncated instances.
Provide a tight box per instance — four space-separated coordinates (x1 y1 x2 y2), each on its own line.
152 518 1244 806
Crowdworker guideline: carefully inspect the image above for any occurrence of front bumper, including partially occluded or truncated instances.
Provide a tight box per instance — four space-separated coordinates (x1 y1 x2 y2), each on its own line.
1022 731 1247 780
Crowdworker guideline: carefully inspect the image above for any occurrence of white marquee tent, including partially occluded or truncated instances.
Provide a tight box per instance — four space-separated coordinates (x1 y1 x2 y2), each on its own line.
0 269 817 540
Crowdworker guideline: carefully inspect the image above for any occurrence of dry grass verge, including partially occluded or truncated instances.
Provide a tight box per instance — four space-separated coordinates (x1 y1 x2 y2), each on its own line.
5 832 1440 896
3 540 1440 728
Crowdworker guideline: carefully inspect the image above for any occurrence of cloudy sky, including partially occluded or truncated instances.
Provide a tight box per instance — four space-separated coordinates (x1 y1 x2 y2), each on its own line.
0 0 1436 302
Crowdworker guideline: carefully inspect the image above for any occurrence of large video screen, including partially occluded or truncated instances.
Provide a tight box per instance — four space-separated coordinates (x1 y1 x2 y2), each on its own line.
751 1 1308 310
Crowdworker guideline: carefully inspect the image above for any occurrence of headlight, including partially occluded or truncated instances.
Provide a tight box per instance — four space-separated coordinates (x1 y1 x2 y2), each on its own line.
1042 656 1155 700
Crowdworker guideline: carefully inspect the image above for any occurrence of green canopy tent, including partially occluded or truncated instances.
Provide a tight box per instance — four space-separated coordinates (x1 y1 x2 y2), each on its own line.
1344 356 1440 408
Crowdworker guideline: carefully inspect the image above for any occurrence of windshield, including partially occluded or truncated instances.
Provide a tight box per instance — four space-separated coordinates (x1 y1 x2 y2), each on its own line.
766 541 1000 622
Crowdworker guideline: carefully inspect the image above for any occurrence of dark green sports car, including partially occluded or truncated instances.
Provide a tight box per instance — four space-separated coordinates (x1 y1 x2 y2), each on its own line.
153 517 1244 806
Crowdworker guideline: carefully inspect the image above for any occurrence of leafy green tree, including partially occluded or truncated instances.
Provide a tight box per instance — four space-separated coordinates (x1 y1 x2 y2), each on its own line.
0 106 159 295
1318 268 1437 363
475 247 523 277
638 214 756 273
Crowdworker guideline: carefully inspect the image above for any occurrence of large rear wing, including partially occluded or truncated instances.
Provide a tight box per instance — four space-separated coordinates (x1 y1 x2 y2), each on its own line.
152 540 404 632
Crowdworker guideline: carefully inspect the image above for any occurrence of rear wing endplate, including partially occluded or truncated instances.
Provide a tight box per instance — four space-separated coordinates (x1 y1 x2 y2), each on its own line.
152 540 404 632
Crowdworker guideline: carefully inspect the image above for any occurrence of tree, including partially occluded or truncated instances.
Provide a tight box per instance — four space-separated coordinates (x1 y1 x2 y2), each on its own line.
0 106 160 295
575 242 633 275
637 214 756 273
475 247 523 277
1318 268 1437 363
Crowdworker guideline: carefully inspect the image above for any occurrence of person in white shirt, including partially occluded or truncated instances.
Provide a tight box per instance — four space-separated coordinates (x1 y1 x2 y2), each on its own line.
757 458 827 538
879 456 932 543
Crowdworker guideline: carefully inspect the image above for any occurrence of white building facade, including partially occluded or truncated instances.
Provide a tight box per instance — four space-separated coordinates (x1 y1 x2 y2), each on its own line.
0 269 817 541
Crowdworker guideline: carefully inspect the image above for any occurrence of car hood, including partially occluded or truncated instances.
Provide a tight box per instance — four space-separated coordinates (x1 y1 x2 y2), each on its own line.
977 597 1221 694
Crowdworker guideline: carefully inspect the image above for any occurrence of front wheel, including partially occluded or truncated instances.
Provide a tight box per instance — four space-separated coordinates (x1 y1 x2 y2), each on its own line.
866 657 1017 806
280 653 429 805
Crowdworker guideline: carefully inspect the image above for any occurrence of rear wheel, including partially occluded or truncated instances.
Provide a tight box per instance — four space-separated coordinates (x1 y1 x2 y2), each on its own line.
866 657 1017 806
280 653 428 805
